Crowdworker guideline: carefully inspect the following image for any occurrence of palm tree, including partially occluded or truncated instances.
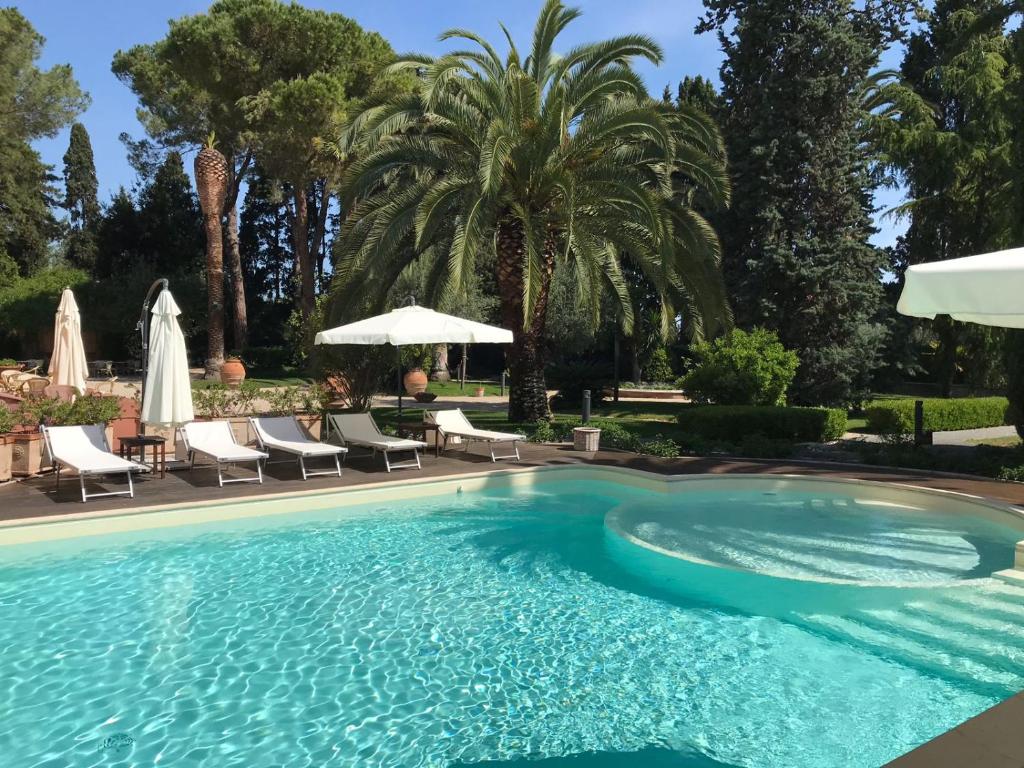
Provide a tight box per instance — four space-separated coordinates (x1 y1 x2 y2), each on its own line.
335 0 731 422
194 135 228 378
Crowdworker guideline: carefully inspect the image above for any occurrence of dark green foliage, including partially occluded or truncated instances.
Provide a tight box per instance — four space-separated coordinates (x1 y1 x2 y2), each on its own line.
677 405 847 442
16 393 120 428
0 9 88 275
643 347 675 383
547 360 611 410
699 0 917 405
525 416 680 457
679 327 798 406
62 122 100 269
864 397 1010 436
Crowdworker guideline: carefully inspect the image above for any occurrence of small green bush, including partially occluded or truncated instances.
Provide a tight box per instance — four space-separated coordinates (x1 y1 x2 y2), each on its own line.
677 405 847 442
864 397 1009 437
643 347 675 383
678 328 799 406
0 408 14 433
548 360 611 408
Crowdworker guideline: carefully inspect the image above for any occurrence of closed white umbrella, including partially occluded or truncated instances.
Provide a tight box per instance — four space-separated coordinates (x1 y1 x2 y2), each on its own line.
897 248 1024 328
141 290 194 427
48 287 89 394
314 304 513 419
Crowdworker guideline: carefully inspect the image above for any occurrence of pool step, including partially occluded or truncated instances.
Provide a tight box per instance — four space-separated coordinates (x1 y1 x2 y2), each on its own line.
799 613 1023 692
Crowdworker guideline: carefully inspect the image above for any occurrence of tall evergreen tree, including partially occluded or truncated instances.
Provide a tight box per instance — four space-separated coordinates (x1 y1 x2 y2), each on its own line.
699 0 917 405
0 9 87 277
62 122 100 270
883 0 1015 395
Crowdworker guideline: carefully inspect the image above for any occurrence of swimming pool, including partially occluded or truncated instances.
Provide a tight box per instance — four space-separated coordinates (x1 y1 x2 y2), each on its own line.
1 468 1023 767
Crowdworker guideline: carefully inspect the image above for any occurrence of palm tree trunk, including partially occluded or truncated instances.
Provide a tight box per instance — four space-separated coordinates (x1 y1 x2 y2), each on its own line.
203 210 225 378
496 218 555 422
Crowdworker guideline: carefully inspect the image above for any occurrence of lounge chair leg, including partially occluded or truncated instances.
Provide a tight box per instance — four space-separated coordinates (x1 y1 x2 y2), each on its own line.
333 453 342 477
79 474 87 503
384 451 392 472
415 449 421 469
299 455 307 480
515 442 520 461
189 451 195 472
55 464 61 489
256 460 264 484
490 444 496 462
217 463 224 488
127 470 134 499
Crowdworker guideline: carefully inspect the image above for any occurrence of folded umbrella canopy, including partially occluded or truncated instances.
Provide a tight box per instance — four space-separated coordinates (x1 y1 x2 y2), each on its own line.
314 304 513 420
141 290 194 427
48 287 89 394
897 247 1024 328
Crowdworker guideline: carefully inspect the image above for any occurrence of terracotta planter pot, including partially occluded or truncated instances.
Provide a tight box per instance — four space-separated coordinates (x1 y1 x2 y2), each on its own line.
0 435 12 482
474 386 486 397
414 391 437 403
0 364 24 374
403 368 428 395
220 358 247 389
9 429 48 477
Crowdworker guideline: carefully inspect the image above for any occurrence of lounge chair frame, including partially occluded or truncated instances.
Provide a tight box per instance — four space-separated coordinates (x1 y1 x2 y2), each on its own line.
179 422 268 487
249 416 346 480
326 413 425 472
42 424 143 503
429 409 523 463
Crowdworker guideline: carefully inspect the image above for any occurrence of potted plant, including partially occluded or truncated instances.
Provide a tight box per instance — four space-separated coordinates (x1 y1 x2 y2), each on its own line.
0 408 14 482
220 353 247 389
0 358 23 374
401 346 431 395
474 384 486 397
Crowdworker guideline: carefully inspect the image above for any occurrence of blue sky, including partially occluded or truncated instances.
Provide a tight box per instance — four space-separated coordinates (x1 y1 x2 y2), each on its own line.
19 0 905 247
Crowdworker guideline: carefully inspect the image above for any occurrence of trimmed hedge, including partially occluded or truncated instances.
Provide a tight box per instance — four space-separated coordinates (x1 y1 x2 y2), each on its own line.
676 405 847 443
864 397 1009 435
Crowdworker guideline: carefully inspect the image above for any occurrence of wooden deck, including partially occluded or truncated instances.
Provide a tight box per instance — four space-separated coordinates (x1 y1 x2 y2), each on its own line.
3 444 1024 523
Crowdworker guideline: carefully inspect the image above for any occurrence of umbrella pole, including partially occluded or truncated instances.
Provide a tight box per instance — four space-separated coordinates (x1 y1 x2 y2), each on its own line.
396 345 403 426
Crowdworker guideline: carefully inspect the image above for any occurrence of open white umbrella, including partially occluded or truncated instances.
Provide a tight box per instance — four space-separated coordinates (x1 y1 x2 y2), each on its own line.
141 290 194 427
315 304 513 419
897 247 1024 328
48 287 89 394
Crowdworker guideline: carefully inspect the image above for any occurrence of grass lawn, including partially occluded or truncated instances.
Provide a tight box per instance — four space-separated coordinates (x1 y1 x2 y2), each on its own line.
371 399 689 441
966 435 1022 447
422 380 505 397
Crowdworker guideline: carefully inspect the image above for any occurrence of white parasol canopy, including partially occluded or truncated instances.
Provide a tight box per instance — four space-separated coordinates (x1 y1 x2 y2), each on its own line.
141 290 194 427
314 305 513 346
897 247 1024 328
48 287 89 393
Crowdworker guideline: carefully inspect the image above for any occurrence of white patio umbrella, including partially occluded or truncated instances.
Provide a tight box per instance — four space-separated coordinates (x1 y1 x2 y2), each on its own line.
141 290 194 427
897 247 1024 328
314 304 513 419
48 287 89 394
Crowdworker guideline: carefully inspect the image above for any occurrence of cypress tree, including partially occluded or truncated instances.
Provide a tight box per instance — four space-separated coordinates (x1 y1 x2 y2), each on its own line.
62 122 100 270
699 0 917 405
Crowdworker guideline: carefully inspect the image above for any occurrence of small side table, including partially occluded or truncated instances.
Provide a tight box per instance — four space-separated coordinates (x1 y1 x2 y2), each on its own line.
397 422 442 457
119 434 167 478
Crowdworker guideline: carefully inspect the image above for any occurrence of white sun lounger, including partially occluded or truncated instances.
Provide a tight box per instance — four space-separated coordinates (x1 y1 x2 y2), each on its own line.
326 412 426 472
41 424 147 503
250 416 347 480
427 409 525 462
179 421 269 487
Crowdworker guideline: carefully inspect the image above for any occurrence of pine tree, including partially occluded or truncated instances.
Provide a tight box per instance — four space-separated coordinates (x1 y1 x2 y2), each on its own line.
62 122 100 270
699 0 917 405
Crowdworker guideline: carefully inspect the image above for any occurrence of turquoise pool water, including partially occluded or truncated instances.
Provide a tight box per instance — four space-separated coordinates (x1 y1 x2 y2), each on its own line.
1 477 1024 767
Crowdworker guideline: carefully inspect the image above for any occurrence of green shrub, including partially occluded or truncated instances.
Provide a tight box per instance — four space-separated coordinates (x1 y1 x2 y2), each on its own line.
242 346 291 372
677 405 847 442
528 420 557 443
0 408 14 433
548 360 611 408
0 358 18 366
643 347 675 383
864 397 1009 437
678 328 799 406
